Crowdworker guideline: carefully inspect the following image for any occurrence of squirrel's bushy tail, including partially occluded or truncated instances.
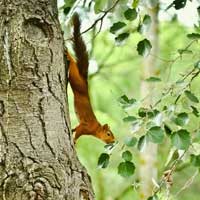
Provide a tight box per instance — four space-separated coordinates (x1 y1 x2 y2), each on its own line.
73 13 89 80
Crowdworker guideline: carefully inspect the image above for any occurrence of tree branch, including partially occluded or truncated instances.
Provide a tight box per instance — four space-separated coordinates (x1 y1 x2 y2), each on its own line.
81 0 121 35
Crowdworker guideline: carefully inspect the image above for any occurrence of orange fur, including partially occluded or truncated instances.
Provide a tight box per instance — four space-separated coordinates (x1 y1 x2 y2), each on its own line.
66 14 115 144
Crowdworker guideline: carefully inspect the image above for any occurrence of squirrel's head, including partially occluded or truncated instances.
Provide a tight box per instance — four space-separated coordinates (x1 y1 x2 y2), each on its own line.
97 124 115 144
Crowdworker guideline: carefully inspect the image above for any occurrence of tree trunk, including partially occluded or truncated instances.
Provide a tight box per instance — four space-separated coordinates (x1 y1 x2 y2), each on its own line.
139 2 159 199
0 0 94 199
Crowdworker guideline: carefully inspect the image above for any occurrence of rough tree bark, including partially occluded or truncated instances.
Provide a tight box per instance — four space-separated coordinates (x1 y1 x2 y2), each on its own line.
139 1 159 199
0 0 94 199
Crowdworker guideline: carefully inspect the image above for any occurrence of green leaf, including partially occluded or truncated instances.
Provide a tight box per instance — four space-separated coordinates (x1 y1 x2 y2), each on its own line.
147 126 164 144
63 0 75 8
63 7 71 15
124 8 137 21
174 112 189 126
163 106 168 111
164 124 172 136
137 24 142 33
118 95 136 108
138 15 152 34
137 135 146 151
187 33 200 40
123 116 137 122
138 107 148 117
137 39 152 57
143 15 151 26
110 22 126 34
190 106 199 117
132 0 139 8
98 153 110 168
190 154 200 167
146 76 161 82
119 94 129 103
115 33 130 44
118 161 135 177
184 90 199 103
194 60 200 69
122 150 133 161
173 0 187 10
124 136 137 147
147 109 159 118
171 129 191 150
147 111 154 118
147 194 158 200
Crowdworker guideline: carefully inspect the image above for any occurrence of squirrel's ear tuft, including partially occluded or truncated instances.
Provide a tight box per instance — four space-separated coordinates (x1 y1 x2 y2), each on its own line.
103 124 109 130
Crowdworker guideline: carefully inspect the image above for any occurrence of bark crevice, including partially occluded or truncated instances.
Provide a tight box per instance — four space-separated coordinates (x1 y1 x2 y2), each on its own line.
38 96 56 157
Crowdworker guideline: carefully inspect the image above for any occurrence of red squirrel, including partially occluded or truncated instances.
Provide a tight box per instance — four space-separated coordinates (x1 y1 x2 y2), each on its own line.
66 13 115 144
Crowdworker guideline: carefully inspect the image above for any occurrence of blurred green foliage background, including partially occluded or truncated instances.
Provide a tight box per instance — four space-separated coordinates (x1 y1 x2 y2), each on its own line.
68 22 200 199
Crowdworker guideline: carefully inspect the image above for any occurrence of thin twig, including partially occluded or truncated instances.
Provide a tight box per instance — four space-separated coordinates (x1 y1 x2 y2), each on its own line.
175 170 199 197
81 0 121 35
89 25 97 58
174 69 200 104
165 39 197 81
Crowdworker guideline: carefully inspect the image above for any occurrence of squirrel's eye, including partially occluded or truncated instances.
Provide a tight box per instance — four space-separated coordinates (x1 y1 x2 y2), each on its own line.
107 132 111 136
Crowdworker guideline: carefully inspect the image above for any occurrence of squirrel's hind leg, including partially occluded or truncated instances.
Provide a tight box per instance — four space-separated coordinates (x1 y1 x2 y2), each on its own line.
73 124 86 143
